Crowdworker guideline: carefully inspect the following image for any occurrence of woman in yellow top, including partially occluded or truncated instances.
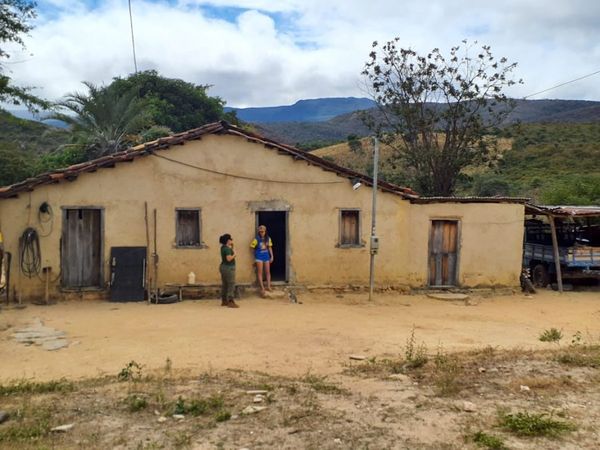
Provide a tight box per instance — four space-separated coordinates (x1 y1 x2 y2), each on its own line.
250 225 273 296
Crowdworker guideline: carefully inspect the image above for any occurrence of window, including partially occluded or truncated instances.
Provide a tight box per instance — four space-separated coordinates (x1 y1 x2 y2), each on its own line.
176 208 201 247
339 209 361 246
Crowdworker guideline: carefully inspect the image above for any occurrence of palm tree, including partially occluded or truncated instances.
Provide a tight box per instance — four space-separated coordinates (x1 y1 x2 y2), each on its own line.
53 82 151 157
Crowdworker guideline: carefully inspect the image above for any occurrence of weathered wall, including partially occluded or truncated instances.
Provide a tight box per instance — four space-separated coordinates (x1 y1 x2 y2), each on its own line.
0 134 412 301
407 202 525 287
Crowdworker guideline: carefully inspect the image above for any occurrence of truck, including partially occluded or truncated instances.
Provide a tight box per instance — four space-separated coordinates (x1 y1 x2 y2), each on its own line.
523 218 600 287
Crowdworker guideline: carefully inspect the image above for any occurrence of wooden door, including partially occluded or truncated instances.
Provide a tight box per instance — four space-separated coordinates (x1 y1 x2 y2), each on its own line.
429 220 459 286
62 208 103 288
110 247 146 301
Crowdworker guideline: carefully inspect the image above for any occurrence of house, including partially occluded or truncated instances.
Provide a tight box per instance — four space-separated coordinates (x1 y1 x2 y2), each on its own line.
0 121 526 302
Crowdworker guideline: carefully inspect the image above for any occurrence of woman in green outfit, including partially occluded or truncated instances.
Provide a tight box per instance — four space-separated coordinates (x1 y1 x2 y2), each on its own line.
219 233 239 308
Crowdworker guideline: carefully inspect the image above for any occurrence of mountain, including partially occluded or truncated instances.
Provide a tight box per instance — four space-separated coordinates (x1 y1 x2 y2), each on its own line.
254 99 600 147
0 109 69 154
226 97 376 123
7 109 69 128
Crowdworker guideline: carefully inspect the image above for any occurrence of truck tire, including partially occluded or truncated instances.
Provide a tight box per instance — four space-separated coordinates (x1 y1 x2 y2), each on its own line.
532 264 550 288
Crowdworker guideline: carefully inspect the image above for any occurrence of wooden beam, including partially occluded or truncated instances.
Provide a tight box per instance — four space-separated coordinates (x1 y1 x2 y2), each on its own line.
548 215 564 293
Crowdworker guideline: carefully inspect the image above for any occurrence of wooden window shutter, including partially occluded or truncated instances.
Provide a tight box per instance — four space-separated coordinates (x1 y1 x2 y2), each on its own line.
340 210 360 245
176 209 200 247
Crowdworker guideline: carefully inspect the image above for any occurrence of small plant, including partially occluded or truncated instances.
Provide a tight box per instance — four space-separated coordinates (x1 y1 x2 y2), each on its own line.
471 431 507 450
539 328 563 343
172 395 225 416
499 411 576 437
570 331 583 346
214 410 231 422
405 326 428 369
303 373 346 395
433 345 462 396
126 394 148 412
118 361 144 382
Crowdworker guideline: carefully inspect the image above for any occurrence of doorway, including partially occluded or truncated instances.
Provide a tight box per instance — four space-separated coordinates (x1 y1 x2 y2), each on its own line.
428 220 460 287
255 211 287 282
61 208 103 288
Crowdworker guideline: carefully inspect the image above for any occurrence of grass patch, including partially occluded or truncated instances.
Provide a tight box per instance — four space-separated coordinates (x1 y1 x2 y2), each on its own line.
0 403 53 443
471 431 507 450
405 327 428 369
498 411 576 437
555 345 600 368
0 378 75 396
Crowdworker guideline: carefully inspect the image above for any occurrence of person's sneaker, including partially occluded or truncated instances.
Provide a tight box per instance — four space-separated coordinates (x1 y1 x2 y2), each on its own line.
228 300 240 308
221 300 229 306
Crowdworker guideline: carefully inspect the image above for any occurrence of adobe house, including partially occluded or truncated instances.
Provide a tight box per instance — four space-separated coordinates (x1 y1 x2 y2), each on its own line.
0 122 526 302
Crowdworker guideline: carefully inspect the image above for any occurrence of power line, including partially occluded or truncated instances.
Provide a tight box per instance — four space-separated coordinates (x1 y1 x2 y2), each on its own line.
523 69 600 99
128 0 138 74
151 153 345 185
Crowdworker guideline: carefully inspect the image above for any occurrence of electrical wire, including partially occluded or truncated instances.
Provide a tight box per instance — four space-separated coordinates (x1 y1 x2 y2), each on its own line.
523 69 600 99
19 228 41 278
151 153 345 185
37 203 54 238
128 0 138 73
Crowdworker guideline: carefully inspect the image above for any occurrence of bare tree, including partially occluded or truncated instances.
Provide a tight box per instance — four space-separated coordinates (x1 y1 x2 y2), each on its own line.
362 38 522 196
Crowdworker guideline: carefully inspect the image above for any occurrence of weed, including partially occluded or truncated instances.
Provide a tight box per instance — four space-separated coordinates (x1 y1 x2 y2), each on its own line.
172 395 225 416
405 326 428 369
471 431 507 450
126 394 148 412
302 374 346 395
498 411 576 437
0 378 75 396
214 410 231 422
539 328 563 343
555 345 600 368
433 346 462 396
570 331 583 346
118 360 145 382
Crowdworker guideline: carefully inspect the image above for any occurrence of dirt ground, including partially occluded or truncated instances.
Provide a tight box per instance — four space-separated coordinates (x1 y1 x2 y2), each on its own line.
0 289 599 449
0 289 599 381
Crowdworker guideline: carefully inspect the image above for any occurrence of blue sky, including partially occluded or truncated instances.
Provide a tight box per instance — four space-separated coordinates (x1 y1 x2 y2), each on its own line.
8 0 600 107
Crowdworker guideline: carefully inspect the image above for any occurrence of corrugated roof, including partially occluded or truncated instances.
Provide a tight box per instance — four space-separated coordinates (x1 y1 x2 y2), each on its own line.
0 121 418 200
410 196 530 204
525 204 600 217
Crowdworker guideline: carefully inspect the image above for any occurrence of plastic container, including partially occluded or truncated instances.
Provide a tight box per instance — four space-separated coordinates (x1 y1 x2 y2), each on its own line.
187 272 196 284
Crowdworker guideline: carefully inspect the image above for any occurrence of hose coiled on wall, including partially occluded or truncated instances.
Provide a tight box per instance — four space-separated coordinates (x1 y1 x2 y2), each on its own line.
19 227 41 278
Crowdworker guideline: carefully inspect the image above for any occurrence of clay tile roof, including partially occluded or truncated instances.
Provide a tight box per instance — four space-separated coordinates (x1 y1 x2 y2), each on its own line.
0 121 418 199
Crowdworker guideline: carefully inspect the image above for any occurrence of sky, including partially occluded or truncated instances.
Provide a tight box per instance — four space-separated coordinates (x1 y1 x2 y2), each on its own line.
4 0 600 107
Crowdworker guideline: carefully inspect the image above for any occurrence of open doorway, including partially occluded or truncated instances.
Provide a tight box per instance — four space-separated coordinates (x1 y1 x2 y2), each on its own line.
255 211 287 282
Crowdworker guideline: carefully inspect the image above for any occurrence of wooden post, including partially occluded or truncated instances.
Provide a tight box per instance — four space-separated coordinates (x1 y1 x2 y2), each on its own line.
44 267 50 305
144 202 150 304
548 215 563 293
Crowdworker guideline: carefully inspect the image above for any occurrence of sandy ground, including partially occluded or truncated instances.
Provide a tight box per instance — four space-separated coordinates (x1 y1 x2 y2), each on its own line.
0 289 599 381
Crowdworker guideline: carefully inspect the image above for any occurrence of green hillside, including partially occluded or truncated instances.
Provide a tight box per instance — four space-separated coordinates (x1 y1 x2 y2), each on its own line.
313 123 600 205
0 109 70 186
469 123 600 204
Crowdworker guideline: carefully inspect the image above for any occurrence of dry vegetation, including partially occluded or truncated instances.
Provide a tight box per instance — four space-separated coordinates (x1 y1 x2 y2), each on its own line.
1 336 599 449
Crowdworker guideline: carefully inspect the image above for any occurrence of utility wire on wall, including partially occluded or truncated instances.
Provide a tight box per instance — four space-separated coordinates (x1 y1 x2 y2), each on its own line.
128 0 138 74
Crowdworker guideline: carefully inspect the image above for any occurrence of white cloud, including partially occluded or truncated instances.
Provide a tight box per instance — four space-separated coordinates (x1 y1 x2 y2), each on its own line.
7 0 600 107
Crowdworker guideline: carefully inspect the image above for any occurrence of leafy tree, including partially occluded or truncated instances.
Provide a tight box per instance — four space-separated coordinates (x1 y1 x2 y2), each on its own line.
52 82 151 157
362 38 521 195
347 134 363 153
0 142 34 185
109 70 236 132
0 0 48 110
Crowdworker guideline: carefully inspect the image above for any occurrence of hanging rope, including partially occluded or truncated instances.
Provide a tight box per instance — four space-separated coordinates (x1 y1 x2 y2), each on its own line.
19 228 41 278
